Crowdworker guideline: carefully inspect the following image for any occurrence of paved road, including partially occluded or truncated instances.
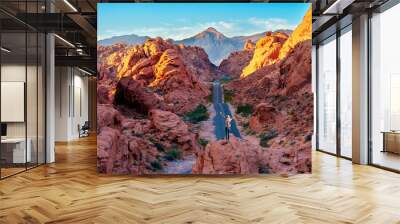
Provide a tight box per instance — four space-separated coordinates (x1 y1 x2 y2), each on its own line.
163 155 195 174
213 81 241 140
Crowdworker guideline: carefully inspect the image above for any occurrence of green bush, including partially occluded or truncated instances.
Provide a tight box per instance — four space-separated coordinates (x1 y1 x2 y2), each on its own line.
236 104 254 117
164 149 182 161
184 104 209 123
150 160 162 171
259 129 278 147
207 94 213 103
220 76 233 84
154 142 165 152
242 122 249 129
223 89 235 103
198 138 209 148
245 129 256 136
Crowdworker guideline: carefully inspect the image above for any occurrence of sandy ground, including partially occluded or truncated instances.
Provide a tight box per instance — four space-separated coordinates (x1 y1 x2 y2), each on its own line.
198 103 217 142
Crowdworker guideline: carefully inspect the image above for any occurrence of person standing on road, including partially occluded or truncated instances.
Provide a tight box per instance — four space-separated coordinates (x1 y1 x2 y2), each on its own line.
225 115 232 141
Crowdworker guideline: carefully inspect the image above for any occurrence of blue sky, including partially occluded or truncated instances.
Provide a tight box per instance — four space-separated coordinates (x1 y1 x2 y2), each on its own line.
98 3 310 41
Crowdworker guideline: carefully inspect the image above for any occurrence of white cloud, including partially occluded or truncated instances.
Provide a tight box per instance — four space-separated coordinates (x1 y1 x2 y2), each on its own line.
99 17 296 41
248 17 296 31
127 21 238 40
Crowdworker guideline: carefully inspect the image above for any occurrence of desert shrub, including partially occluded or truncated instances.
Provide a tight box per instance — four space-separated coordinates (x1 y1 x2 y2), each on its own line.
207 94 213 103
164 149 182 161
184 104 209 123
242 122 249 129
207 86 213 103
223 89 235 103
259 129 278 147
198 138 209 147
236 104 254 117
245 129 256 136
154 142 165 152
220 76 233 84
150 160 162 171
149 138 165 152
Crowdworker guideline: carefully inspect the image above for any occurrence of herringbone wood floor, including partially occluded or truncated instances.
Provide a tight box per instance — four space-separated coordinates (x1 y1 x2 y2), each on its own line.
1 136 400 224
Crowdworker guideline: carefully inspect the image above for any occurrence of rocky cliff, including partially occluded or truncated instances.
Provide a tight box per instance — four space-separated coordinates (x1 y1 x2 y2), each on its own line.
97 37 217 174
278 8 312 60
225 40 313 174
240 7 312 79
98 37 215 115
97 105 201 175
241 32 288 78
218 40 255 79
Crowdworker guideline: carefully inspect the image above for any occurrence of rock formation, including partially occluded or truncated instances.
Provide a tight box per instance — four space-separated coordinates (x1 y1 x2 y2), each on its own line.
97 107 201 175
218 40 255 79
241 32 289 78
193 137 266 174
239 7 312 79
114 78 165 114
278 7 312 60
225 39 312 174
178 44 221 82
249 103 278 132
149 109 200 152
97 37 217 175
98 37 213 115
243 40 255 51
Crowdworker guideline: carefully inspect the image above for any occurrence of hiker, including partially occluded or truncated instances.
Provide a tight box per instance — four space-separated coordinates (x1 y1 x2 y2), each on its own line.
225 115 232 141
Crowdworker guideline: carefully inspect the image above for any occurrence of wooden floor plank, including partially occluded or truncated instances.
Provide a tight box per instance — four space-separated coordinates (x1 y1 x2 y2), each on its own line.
0 136 399 223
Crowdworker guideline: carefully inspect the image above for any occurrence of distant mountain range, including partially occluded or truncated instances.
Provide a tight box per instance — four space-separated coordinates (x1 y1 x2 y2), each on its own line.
98 27 292 65
98 34 150 46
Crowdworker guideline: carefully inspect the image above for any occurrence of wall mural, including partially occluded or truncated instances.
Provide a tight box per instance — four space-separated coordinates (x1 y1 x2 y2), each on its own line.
97 3 313 175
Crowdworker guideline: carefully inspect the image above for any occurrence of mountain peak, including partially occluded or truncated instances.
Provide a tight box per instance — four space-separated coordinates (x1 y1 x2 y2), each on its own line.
196 27 225 40
205 27 218 33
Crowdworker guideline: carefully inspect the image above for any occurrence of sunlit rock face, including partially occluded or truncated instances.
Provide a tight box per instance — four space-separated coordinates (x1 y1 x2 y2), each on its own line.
218 40 255 79
241 32 288 78
240 8 312 79
278 7 312 61
98 37 215 115
225 40 313 174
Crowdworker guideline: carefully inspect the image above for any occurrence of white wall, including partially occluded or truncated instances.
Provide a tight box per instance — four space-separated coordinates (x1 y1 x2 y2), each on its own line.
1 63 46 164
55 67 89 141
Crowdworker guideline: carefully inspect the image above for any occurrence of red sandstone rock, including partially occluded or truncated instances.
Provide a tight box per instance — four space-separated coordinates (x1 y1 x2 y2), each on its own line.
279 7 312 60
97 104 122 131
99 37 212 115
178 45 220 82
219 50 253 79
225 40 313 175
193 137 265 174
97 127 121 173
249 103 278 132
240 8 311 78
241 32 288 78
97 126 159 175
149 109 200 152
114 77 165 114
